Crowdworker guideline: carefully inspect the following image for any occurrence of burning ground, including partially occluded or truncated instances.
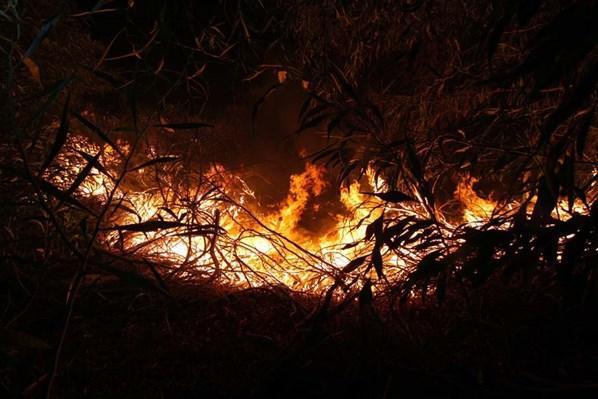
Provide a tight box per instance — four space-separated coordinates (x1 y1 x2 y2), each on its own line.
1 1 598 398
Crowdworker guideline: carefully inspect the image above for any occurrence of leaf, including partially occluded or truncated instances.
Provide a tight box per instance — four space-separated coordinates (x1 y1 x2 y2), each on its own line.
341 242 360 250
540 59 598 146
405 141 423 181
326 111 347 141
298 112 334 133
41 92 71 172
72 112 123 156
558 155 576 210
371 245 384 278
413 250 444 279
302 103 331 124
111 220 185 232
76 150 112 179
573 107 594 157
24 15 60 58
22 57 41 83
361 190 415 203
34 177 93 214
531 175 558 222
486 15 510 63
25 78 73 133
0 329 51 350
87 66 125 87
298 94 314 122
176 225 223 236
153 122 213 130
92 0 117 12
341 255 368 274
517 0 544 25
338 162 358 186
129 156 179 172
358 280 373 306
330 62 360 103
251 83 282 136
383 216 417 248
277 70 287 83
66 151 102 196
365 214 384 242
311 148 335 164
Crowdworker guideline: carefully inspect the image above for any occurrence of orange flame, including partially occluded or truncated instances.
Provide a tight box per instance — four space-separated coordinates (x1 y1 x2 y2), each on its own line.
46 134 593 292
454 176 497 224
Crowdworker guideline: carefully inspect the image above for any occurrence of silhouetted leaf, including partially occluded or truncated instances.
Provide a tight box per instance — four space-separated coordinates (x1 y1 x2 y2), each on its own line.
531 175 558 221
516 0 542 24
405 141 423 181
371 245 384 278
76 150 112 179
26 78 73 134
338 162 358 185
414 250 444 277
112 220 185 232
573 108 594 157
326 111 347 141
72 112 123 156
298 112 334 133
251 83 282 136
342 255 368 274
539 53 598 146
177 225 223 236
361 190 415 203
359 279 373 306
41 92 70 172
34 177 93 214
330 62 360 103
24 15 60 58
66 151 102 196
365 214 384 241
341 242 360 250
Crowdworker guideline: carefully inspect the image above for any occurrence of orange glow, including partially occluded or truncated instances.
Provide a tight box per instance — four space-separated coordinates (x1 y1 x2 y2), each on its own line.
454 176 497 224
45 134 593 292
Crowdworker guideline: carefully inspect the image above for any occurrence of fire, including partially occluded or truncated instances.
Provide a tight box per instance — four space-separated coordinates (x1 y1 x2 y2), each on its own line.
46 135 390 291
455 177 497 224
268 162 327 236
45 133 593 293
454 174 593 225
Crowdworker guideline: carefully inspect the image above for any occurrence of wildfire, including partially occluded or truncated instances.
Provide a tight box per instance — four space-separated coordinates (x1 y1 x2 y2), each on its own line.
44 133 592 293
45 133 390 291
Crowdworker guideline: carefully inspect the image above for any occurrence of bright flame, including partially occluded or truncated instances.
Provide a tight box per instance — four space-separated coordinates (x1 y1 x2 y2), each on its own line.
455 177 497 223
45 133 593 293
